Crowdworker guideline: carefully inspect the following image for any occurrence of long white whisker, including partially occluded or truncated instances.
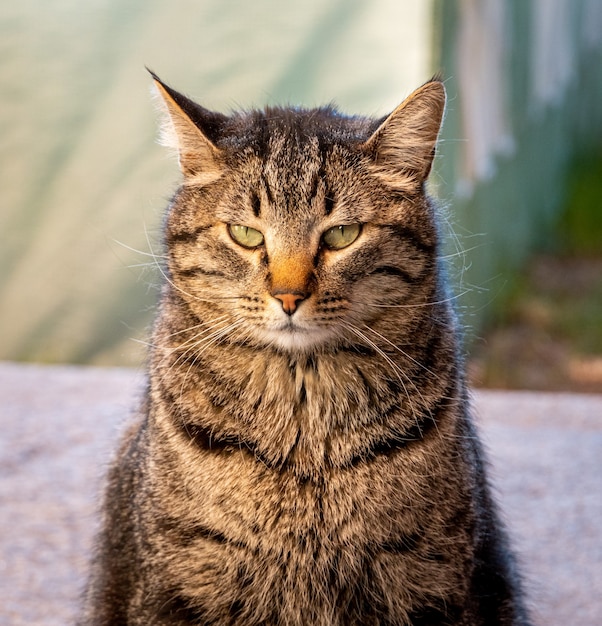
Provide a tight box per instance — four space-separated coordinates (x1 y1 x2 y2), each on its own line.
169 319 247 401
358 325 445 436
129 308 226 358
169 319 243 368
111 237 167 260
439 243 486 259
143 315 232 355
123 261 162 270
370 289 471 309
342 322 424 434
163 316 230 341
141 224 206 305
361 324 436 378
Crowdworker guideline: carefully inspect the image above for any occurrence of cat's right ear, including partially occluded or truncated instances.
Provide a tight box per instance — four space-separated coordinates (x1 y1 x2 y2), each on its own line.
361 80 446 192
149 70 227 184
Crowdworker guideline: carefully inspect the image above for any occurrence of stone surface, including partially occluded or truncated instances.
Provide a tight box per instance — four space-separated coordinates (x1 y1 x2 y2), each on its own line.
0 361 600 625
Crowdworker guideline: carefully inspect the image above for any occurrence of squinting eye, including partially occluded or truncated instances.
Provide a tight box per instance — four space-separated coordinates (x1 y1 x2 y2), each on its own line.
322 224 361 250
228 224 264 248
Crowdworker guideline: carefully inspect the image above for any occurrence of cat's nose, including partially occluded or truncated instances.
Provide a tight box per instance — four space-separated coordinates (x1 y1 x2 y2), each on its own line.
273 292 305 315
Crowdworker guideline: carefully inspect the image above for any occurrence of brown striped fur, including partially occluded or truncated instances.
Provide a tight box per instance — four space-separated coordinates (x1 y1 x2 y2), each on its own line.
80 73 531 625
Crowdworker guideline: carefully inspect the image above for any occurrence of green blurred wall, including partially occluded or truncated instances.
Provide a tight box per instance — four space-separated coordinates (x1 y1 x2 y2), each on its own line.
432 0 602 337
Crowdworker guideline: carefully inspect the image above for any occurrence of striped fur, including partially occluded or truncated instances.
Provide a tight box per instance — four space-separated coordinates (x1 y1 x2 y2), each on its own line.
80 75 531 625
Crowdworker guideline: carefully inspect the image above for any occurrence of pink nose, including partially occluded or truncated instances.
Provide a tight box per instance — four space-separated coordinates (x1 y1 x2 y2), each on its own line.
273 293 305 315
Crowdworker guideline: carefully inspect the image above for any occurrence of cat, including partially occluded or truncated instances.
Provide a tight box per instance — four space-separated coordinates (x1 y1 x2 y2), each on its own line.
80 71 531 625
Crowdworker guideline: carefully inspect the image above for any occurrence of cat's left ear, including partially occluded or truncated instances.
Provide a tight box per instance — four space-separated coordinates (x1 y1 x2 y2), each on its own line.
149 70 228 184
362 80 446 191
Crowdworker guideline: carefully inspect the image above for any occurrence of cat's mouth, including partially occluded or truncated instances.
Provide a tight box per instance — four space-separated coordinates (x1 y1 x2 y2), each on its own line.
273 317 312 337
280 317 299 330
257 318 332 352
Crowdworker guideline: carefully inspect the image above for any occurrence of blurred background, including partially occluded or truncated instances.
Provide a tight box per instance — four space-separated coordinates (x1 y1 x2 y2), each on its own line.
1 0 601 391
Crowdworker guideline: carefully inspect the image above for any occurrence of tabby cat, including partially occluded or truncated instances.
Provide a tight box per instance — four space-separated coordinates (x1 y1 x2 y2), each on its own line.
80 72 531 625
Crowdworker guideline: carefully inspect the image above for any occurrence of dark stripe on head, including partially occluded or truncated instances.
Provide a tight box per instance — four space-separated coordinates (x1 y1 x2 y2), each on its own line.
324 192 335 216
309 168 321 201
251 191 261 217
262 175 275 206
389 224 435 255
368 265 419 285
177 267 227 279
167 224 213 245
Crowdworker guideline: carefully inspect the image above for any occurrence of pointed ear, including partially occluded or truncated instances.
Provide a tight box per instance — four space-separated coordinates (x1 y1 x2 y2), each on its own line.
362 80 446 192
149 70 228 184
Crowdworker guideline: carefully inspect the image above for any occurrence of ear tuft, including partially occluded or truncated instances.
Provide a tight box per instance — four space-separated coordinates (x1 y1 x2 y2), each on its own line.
149 75 180 154
362 81 446 191
149 70 227 185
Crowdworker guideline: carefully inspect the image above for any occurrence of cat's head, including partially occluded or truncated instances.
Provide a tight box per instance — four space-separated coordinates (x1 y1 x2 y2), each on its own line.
151 71 446 354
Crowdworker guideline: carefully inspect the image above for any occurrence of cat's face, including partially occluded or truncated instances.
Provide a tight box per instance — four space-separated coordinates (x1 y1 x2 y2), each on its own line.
153 73 446 354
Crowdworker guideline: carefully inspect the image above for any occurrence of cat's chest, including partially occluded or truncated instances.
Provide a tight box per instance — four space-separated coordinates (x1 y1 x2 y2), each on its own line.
150 430 427 553
149 343 449 547
152 345 422 477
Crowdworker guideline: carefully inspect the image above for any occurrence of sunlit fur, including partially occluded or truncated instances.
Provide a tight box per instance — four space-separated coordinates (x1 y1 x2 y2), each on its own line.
80 74 531 626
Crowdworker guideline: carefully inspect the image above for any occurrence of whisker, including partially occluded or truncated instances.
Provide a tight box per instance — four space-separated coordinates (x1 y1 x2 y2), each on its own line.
439 242 486 260
145 315 233 356
370 289 471 309
361 324 437 379
142 225 196 301
111 237 167 260
168 318 247 402
341 322 425 434
123 261 163 270
163 316 231 341
168 319 243 366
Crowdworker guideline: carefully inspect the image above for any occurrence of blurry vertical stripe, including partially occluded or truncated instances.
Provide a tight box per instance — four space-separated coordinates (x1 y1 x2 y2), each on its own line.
530 0 575 108
582 0 602 49
455 0 514 195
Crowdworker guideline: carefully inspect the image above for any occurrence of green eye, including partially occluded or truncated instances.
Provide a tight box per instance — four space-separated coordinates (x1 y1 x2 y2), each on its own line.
322 224 361 250
228 224 264 248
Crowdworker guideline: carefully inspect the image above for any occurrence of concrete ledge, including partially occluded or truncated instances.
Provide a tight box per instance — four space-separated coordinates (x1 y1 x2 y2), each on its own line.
1 362 600 625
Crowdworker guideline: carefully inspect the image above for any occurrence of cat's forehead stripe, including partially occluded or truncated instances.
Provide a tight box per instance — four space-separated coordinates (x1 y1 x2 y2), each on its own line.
260 177 275 210
260 132 324 209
